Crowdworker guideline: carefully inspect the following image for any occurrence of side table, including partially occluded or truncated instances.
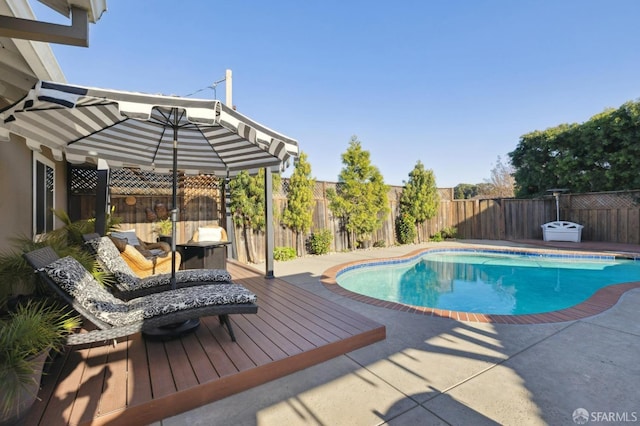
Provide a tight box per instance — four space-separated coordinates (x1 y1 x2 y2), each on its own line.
177 241 231 270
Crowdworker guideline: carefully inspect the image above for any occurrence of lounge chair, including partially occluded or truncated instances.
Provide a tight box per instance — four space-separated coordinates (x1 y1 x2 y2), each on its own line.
83 234 232 300
23 246 258 345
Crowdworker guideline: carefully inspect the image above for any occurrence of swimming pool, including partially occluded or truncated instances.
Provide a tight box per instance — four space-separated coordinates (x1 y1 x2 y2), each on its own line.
335 249 640 315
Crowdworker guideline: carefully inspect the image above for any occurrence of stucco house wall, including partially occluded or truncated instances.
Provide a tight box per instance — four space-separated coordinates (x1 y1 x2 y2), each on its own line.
0 133 68 251
0 0 77 251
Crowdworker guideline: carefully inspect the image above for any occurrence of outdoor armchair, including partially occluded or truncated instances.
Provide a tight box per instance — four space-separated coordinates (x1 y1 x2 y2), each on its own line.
119 244 179 277
83 234 233 300
107 230 180 278
110 229 172 257
23 246 258 346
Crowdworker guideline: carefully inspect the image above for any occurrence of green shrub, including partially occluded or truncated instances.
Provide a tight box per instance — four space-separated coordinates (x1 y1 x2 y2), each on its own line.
441 226 458 239
396 213 416 245
430 231 444 242
373 240 386 248
431 227 457 242
308 229 332 255
273 247 297 261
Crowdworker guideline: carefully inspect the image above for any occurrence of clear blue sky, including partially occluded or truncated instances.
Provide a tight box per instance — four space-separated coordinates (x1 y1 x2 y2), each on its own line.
32 0 640 187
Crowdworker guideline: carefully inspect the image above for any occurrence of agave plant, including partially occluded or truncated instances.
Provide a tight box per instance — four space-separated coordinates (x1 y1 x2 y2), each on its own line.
0 299 81 422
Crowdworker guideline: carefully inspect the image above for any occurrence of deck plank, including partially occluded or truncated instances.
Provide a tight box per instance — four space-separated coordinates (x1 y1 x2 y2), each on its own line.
70 344 110 425
127 335 152 407
23 348 71 426
146 340 175 399
98 339 129 416
192 323 234 378
28 260 386 426
201 315 258 371
47 348 89 425
164 338 199 391
180 331 217 384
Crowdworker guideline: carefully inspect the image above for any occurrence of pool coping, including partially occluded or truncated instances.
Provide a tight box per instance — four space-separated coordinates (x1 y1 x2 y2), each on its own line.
320 245 640 324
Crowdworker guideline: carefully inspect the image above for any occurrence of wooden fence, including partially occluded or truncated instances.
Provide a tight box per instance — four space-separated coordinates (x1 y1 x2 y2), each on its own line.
69 176 640 263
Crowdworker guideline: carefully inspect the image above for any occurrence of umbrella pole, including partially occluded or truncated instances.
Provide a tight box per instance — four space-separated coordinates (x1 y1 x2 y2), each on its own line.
145 108 200 341
171 118 178 291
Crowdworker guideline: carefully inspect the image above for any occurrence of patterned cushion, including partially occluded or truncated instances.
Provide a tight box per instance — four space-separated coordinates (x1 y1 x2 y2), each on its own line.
86 236 232 292
85 237 139 292
41 256 132 327
137 269 232 289
41 256 257 328
126 284 257 318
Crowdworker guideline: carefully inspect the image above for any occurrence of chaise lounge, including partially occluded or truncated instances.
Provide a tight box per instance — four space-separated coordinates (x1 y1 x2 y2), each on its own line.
83 234 232 300
23 246 258 346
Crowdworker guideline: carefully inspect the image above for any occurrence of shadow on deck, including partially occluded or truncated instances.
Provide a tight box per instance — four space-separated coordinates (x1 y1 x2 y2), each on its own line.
25 261 386 426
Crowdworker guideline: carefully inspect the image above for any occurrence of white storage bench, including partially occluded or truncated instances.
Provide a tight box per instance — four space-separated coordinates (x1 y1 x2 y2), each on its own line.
541 221 584 242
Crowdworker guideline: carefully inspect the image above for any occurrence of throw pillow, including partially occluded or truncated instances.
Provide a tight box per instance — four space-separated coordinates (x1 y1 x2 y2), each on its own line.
108 236 128 252
110 229 140 246
198 227 223 242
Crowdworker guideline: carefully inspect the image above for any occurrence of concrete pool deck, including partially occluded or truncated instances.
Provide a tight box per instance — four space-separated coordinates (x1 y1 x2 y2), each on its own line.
162 240 640 425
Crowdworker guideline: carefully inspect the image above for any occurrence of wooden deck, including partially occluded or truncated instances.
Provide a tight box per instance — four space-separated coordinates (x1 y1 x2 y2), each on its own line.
24 261 386 426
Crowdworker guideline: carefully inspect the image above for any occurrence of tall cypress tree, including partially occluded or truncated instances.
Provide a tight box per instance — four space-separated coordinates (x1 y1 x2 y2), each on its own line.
326 136 389 249
399 161 439 242
282 152 316 256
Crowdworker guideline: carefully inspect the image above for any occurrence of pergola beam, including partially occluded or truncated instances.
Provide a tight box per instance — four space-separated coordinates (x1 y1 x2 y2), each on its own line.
0 6 89 47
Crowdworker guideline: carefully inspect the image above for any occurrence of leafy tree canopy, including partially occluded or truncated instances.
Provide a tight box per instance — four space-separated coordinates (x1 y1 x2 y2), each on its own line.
454 183 479 199
509 100 640 197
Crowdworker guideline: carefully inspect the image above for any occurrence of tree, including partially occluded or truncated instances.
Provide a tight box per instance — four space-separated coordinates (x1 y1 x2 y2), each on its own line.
480 156 515 198
282 152 316 256
399 161 439 242
326 136 389 249
454 183 479 199
229 170 281 263
509 125 574 197
509 100 640 197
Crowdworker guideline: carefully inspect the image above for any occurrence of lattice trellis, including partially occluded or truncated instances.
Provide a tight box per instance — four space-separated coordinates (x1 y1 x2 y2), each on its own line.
182 174 220 205
69 166 220 197
110 168 173 195
72 165 457 202
568 191 640 209
69 167 97 194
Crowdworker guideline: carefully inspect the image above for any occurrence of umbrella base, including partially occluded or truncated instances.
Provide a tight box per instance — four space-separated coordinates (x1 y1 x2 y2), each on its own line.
142 318 200 341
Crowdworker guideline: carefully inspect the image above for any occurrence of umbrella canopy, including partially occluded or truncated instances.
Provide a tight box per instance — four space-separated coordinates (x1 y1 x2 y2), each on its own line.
0 80 298 175
1 80 298 290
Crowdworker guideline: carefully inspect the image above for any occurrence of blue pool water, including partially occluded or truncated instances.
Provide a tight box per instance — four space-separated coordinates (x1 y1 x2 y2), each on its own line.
336 250 640 315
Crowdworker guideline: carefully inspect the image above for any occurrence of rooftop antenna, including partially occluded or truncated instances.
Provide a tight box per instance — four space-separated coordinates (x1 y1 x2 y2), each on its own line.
183 69 231 101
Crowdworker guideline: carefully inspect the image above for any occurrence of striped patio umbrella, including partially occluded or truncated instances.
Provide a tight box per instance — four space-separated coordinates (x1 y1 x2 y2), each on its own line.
1 80 298 290
1 80 298 175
